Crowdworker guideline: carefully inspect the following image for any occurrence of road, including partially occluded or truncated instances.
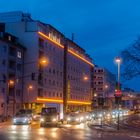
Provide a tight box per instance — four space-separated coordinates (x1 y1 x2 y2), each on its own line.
0 115 140 140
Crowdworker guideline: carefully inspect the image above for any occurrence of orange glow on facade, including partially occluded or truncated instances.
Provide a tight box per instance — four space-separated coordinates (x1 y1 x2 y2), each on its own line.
9 80 14 86
38 31 94 67
68 49 94 66
38 31 64 49
36 97 91 105
28 85 33 90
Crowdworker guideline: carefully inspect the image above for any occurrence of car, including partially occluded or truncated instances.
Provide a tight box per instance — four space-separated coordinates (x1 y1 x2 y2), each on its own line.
13 114 32 125
40 107 60 127
33 113 41 121
66 112 81 124
18 109 34 119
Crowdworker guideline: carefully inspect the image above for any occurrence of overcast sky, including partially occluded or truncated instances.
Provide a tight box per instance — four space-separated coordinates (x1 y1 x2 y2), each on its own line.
0 0 140 91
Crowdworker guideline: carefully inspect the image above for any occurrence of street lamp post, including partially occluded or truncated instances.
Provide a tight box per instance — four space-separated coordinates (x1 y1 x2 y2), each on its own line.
27 85 33 109
22 57 48 109
115 57 121 130
6 80 15 118
105 84 109 108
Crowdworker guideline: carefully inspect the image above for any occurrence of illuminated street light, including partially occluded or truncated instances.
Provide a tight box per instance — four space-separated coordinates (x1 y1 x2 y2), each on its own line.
105 85 108 89
39 57 49 66
115 56 122 131
27 84 33 108
115 57 121 90
28 85 33 90
84 76 88 81
9 80 14 86
94 93 97 97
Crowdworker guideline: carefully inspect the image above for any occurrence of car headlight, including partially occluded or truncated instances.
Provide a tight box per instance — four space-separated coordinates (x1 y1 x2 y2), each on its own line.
67 118 71 121
80 117 84 120
52 118 56 122
76 118 79 121
33 115 37 119
24 118 28 122
40 118 45 122
13 118 16 122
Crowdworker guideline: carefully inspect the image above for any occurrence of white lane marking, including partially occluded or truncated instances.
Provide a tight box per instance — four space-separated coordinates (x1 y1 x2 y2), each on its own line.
130 136 140 139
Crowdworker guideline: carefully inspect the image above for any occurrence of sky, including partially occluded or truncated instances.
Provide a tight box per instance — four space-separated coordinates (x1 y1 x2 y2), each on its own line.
0 0 140 91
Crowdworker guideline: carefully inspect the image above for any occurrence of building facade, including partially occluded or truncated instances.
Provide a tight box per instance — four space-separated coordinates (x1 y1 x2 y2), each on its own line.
0 11 94 117
0 29 25 117
93 66 116 109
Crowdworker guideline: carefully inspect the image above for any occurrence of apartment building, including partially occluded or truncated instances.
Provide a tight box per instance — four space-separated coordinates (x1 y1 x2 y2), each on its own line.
0 27 25 117
93 66 116 109
0 11 94 116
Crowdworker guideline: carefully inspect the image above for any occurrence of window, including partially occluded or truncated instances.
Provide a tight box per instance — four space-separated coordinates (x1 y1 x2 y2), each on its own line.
38 38 44 48
53 69 55 74
17 51 22 58
2 88 5 93
3 45 7 53
60 93 62 97
2 59 6 66
17 64 22 72
49 68 51 73
53 92 55 97
8 36 11 41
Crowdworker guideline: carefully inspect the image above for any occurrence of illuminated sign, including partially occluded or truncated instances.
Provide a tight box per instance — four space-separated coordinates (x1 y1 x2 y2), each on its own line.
38 31 94 67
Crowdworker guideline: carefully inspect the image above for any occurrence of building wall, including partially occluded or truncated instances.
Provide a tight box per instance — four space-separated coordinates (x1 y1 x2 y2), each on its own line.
93 66 116 108
0 32 25 116
0 11 94 113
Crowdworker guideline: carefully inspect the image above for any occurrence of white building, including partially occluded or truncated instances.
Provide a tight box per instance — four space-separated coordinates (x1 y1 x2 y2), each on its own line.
0 11 94 116
93 66 116 109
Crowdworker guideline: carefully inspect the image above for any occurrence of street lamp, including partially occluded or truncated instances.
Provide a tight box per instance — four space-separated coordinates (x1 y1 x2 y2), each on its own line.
115 56 121 130
39 57 49 67
115 57 121 91
23 57 48 108
7 80 15 117
104 84 109 108
27 84 33 109
83 76 88 81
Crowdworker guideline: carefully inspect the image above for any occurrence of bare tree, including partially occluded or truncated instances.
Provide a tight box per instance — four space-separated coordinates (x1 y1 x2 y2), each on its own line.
121 37 140 80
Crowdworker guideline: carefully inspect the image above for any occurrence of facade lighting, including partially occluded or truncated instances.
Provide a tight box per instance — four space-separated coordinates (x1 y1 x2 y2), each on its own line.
38 31 94 67
36 97 91 105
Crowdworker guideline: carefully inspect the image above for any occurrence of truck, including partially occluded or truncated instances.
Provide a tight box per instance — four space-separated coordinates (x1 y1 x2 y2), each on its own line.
40 107 61 127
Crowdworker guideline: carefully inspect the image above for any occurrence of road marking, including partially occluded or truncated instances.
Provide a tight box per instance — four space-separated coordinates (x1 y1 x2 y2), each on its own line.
130 136 140 139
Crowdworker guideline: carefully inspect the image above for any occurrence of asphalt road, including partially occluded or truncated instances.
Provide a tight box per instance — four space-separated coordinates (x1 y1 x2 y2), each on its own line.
0 116 140 140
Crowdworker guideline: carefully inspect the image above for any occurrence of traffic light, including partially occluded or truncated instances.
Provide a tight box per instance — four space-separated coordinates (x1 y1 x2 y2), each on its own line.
114 92 122 105
31 73 35 80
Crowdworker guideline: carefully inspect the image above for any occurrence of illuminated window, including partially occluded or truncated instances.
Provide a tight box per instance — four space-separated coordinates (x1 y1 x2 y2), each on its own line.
17 51 22 58
8 36 11 41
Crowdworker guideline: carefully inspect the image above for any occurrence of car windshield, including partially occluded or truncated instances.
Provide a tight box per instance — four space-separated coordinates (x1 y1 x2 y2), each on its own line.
42 108 57 114
16 109 33 115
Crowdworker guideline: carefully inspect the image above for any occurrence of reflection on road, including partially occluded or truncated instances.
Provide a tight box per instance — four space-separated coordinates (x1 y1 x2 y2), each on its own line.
0 116 140 140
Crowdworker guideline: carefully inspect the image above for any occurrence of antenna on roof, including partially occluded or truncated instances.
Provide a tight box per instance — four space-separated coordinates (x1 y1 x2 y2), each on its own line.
72 33 74 42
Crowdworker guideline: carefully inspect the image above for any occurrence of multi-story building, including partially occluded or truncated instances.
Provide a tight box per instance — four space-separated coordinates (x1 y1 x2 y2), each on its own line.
93 66 116 109
0 11 94 117
0 28 25 117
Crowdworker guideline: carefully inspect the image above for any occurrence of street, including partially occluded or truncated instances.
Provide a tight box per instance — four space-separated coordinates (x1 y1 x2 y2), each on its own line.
0 114 140 140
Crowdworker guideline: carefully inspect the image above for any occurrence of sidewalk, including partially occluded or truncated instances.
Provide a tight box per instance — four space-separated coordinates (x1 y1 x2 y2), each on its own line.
0 118 11 126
